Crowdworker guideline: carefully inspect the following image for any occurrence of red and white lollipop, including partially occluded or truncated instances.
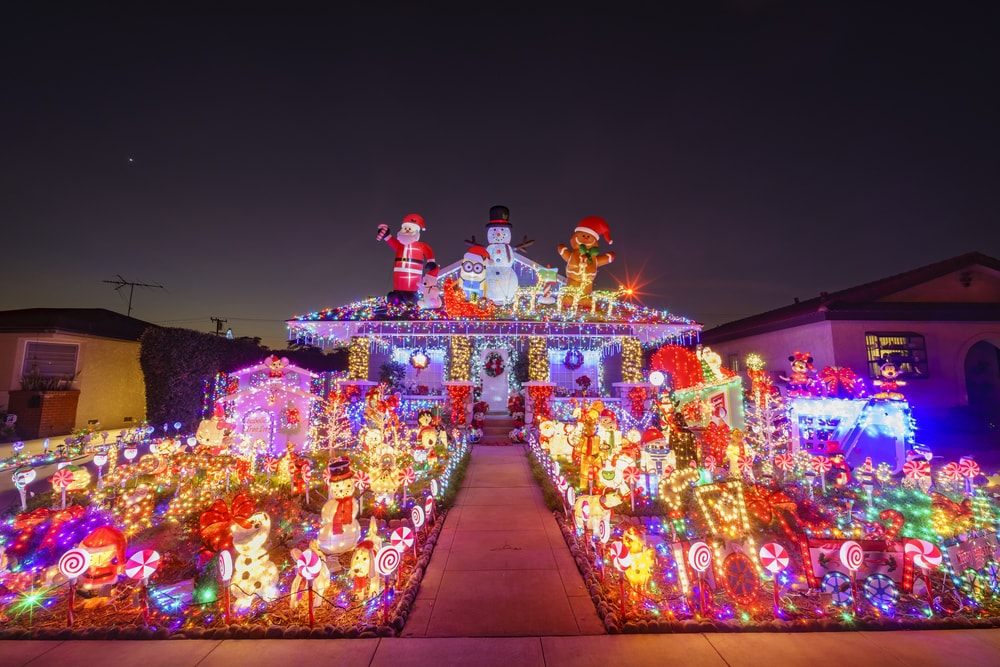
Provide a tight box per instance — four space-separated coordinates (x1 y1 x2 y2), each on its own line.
840 540 864 571
375 545 402 577
391 526 415 552
295 549 323 581
125 549 161 582
759 542 790 574
687 541 713 573
904 539 942 570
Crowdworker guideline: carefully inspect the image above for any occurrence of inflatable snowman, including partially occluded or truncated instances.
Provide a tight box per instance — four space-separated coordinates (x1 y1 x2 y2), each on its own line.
317 457 361 556
484 205 519 305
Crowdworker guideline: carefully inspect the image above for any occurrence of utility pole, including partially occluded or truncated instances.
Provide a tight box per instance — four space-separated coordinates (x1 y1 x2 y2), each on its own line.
102 275 164 317
211 316 228 336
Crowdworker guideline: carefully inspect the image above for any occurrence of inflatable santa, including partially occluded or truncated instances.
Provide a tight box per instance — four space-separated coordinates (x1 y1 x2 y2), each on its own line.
376 213 439 305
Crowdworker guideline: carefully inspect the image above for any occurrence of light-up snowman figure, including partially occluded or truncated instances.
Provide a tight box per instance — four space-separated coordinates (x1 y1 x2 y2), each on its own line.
485 205 519 305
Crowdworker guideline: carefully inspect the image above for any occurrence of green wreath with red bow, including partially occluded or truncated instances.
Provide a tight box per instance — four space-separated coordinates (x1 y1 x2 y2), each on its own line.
484 351 505 378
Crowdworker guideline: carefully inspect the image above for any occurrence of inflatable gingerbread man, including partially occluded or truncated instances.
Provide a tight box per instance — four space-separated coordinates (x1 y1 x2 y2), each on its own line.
557 216 615 307
376 213 439 305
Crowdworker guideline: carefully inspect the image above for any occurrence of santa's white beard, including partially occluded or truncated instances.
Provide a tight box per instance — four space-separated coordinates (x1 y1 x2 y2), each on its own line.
397 229 420 245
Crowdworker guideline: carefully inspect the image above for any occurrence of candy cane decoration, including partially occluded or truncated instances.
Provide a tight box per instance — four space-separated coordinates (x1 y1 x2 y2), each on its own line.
878 509 905 540
14 467 36 512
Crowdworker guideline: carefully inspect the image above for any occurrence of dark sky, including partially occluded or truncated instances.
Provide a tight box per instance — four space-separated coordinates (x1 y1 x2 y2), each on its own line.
3 2 998 349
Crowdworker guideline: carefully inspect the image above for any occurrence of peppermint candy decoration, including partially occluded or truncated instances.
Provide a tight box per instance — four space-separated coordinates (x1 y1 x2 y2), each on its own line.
737 456 753 476
596 515 611 544
301 464 312 481
759 542 790 574
702 455 717 473
398 467 416 485
295 549 323 581
424 496 435 518
687 541 713 573
354 470 371 493
125 550 161 581
410 504 425 529
904 539 943 570
622 466 641 486
579 499 591 522
609 540 632 571
810 455 832 474
840 540 864 571
262 457 278 474
51 468 75 489
321 468 333 485
774 453 794 472
903 459 930 480
556 476 568 494
566 486 576 506
429 479 439 497
959 459 980 479
943 462 962 481
391 526 415 551
375 545 402 577
59 548 92 580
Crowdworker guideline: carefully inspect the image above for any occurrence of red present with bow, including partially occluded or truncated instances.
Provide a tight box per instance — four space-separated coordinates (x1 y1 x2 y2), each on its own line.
818 366 867 399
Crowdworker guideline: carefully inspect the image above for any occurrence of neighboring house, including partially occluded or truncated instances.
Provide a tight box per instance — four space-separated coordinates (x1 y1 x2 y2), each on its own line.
0 308 153 435
700 253 1000 424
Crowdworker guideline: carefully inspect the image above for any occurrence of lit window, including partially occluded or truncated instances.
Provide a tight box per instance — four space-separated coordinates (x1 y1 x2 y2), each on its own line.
864 332 928 379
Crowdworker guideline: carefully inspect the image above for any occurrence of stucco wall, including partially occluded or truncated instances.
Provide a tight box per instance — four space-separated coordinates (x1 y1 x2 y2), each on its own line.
702 320 836 383
1 332 145 431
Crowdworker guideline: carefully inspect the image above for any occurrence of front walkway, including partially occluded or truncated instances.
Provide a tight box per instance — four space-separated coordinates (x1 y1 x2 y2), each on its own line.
402 445 604 636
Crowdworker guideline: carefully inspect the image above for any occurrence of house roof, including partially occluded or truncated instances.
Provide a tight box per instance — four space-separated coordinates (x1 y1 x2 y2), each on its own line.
0 308 155 341
701 252 1000 344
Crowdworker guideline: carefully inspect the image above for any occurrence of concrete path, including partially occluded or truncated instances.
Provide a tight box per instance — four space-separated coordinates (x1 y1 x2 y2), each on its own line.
402 444 604 637
5 630 1000 666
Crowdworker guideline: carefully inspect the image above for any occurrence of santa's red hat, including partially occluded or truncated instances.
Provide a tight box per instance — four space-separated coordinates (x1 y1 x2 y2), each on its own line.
600 408 617 422
641 427 665 446
402 213 425 229
464 245 489 263
575 216 612 244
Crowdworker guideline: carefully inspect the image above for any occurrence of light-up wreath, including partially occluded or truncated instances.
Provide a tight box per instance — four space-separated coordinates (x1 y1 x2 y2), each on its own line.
409 350 430 370
484 351 505 378
564 348 584 371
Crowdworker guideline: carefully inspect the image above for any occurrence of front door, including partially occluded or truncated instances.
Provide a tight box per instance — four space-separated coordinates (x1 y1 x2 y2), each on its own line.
480 348 510 413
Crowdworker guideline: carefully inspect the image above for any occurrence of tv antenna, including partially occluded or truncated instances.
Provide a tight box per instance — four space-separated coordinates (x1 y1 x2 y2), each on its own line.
102 274 164 317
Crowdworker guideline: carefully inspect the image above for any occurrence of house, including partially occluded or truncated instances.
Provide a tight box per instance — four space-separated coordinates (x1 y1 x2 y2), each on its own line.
0 308 152 438
286 206 703 429
699 253 1000 432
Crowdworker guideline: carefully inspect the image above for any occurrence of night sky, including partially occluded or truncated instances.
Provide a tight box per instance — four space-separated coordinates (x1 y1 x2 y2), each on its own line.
3 3 998 349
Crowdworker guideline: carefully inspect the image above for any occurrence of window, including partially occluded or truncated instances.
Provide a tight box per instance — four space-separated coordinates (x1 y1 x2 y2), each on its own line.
726 353 740 373
549 349 600 395
21 341 79 378
865 332 927 379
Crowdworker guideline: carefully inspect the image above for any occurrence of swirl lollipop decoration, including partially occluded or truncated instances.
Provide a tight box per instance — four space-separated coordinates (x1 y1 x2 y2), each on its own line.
623 465 641 512
126 549 161 625
59 548 92 627
687 541 713 616
737 455 754 480
840 540 864 612
391 526 415 554
375 544 401 577
262 456 278 483
760 542 789 613
354 470 371 493
295 548 323 627
609 540 632 615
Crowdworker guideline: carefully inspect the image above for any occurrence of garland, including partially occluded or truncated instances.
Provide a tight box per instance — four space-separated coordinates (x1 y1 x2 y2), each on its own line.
564 348 584 371
484 351 505 378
